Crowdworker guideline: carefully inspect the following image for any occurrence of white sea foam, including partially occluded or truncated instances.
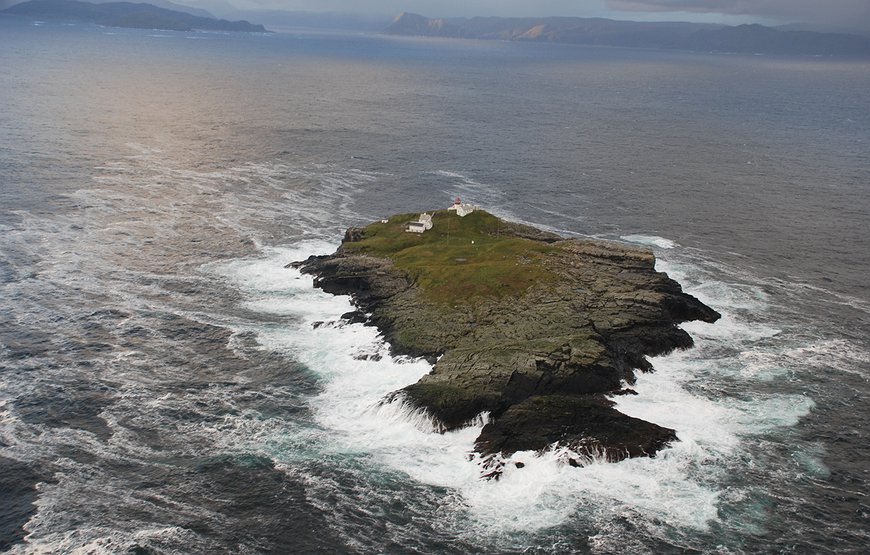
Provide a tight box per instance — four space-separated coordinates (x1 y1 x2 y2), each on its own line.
431 169 506 207
1 143 836 552
211 243 798 538
0 152 406 551
620 234 678 249
732 338 868 381
4 172 822 544
10 527 202 555
204 199 823 541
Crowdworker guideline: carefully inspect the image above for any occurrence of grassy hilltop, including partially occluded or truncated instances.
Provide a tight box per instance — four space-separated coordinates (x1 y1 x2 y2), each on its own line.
340 209 558 303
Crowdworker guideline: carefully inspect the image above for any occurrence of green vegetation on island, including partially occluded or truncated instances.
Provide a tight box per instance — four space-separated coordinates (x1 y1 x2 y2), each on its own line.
295 209 720 477
340 210 558 304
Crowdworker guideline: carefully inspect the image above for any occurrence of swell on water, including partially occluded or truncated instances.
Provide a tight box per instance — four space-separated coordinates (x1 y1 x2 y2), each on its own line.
2 151 867 552
211 232 820 547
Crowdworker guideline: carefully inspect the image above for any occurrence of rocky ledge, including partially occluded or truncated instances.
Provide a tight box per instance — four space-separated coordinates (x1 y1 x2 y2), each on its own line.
293 209 719 475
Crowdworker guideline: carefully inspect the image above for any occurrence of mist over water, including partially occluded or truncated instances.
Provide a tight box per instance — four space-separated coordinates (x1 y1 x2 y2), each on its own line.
1 17 869 553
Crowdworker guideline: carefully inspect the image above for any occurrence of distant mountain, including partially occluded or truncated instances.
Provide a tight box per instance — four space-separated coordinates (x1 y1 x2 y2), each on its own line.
777 22 870 39
685 24 870 56
384 12 870 57
222 9 392 32
99 0 215 20
3 0 266 32
384 12 463 38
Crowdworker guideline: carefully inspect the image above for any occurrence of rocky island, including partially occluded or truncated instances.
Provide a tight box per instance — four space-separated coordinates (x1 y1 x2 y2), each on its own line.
294 207 720 475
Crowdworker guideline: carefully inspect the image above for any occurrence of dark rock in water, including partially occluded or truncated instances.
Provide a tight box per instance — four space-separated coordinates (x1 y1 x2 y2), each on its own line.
354 352 383 361
294 210 719 474
286 254 328 269
474 395 677 464
340 309 369 325
612 388 639 396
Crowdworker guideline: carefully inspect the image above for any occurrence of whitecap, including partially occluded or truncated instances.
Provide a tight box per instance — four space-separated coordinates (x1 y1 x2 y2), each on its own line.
620 234 677 249
214 244 735 536
208 214 824 541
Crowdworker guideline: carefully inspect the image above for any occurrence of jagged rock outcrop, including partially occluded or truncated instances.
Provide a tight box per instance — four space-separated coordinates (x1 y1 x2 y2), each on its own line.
293 210 719 476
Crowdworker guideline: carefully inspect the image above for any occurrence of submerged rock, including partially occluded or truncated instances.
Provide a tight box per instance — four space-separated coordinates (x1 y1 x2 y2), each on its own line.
294 209 719 475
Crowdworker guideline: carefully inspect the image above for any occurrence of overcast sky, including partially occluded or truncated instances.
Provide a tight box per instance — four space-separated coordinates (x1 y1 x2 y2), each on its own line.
3 0 869 31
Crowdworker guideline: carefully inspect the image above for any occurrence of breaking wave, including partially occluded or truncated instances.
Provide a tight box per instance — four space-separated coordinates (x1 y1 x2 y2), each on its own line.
212 236 821 545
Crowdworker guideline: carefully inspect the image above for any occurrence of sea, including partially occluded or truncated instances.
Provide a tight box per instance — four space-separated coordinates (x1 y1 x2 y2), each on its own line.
1 16 868 554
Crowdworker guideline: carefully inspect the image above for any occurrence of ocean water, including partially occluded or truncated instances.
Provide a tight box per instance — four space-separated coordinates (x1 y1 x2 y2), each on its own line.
1 16 869 554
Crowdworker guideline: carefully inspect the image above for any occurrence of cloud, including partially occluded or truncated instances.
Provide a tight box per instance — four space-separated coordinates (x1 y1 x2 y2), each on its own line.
607 0 870 28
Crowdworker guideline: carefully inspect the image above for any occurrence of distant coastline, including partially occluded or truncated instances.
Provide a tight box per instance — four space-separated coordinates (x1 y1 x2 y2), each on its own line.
2 0 268 32
384 12 870 57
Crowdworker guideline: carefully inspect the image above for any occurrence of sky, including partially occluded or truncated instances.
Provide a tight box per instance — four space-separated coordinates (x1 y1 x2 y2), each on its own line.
2 0 869 31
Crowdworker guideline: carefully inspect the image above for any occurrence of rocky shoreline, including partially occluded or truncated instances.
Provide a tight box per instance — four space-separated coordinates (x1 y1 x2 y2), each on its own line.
293 210 719 475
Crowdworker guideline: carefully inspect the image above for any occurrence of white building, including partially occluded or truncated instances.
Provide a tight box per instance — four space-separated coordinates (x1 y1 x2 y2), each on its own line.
447 197 476 217
406 212 433 233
